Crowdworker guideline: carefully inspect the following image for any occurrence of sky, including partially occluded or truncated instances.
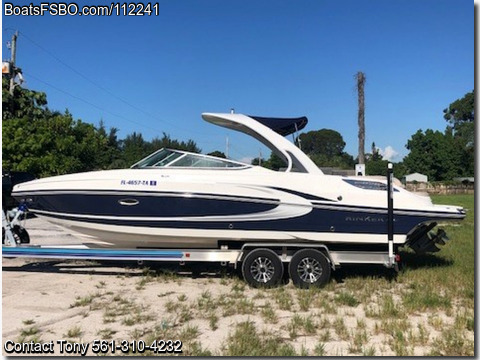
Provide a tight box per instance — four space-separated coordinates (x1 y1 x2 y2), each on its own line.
1 0 473 164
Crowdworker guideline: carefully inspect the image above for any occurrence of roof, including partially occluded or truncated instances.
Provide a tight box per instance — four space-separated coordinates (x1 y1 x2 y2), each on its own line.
405 172 427 177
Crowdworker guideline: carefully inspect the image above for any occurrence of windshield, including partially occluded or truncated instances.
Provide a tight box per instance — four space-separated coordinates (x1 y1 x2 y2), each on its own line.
131 148 250 169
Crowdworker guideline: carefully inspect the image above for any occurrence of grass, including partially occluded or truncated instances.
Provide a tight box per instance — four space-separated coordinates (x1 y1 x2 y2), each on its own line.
65 326 83 338
334 291 359 307
348 328 368 354
402 283 452 311
208 312 219 330
319 329 331 342
11 194 470 356
365 294 404 319
313 342 326 356
70 294 97 308
178 324 199 341
273 288 293 311
100 295 153 326
333 317 348 340
260 302 278 324
171 195 471 356
96 328 116 339
223 321 297 356
429 326 474 356
297 288 317 311
20 326 39 337
399 195 474 307
362 345 376 356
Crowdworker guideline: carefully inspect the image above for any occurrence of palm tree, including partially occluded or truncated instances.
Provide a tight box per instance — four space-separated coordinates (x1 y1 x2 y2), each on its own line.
356 71 366 165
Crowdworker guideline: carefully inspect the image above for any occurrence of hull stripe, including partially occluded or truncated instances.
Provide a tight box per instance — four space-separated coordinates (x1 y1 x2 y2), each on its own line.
14 190 464 218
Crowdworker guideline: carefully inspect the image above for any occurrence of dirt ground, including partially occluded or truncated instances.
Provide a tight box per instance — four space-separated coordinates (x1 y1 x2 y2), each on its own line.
2 217 474 356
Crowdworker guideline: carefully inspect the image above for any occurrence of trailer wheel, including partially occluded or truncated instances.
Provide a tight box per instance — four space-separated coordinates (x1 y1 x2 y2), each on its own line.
13 225 30 244
2 225 30 244
242 248 283 288
289 249 331 288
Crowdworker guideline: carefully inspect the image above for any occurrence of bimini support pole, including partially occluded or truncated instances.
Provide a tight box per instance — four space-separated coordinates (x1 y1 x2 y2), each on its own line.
387 163 395 267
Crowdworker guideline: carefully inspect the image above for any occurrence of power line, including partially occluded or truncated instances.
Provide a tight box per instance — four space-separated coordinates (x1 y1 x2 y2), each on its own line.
22 71 222 146
24 71 169 134
17 30 207 137
5 28 231 150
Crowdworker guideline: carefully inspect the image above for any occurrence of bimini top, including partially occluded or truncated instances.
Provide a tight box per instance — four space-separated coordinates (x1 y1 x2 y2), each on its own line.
248 116 308 136
202 113 323 175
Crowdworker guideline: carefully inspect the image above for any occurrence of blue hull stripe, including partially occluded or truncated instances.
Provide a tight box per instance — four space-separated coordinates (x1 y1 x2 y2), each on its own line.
15 193 278 218
14 190 463 237
35 208 440 235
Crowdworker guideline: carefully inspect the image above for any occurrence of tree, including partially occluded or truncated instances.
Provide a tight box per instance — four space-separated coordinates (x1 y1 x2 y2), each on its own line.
366 159 389 176
2 76 47 121
263 153 287 171
3 109 108 177
251 152 287 171
149 133 201 154
2 78 206 176
97 120 123 169
2 78 114 177
399 91 474 181
364 142 387 176
309 153 355 170
356 71 366 164
369 142 382 161
298 129 354 169
392 162 407 180
443 90 474 176
251 157 264 166
207 150 226 158
120 132 149 167
402 129 464 181
443 90 474 128
299 129 346 157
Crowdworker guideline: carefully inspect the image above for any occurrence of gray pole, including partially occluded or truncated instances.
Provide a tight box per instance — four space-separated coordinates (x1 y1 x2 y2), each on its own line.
9 31 18 96
356 72 366 165
226 136 229 159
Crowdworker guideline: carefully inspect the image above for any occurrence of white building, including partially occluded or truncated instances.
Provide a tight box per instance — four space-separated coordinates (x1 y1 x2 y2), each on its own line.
404 173 428 183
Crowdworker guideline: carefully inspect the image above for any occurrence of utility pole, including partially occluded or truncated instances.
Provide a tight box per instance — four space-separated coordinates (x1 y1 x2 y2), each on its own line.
226 136 229 159
9 31 18 95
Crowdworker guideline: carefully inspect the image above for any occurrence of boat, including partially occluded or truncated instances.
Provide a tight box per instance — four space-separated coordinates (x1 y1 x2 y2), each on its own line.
11 113 465 253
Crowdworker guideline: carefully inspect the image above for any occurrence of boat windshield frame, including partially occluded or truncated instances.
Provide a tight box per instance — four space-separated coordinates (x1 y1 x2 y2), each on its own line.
130 148 251 170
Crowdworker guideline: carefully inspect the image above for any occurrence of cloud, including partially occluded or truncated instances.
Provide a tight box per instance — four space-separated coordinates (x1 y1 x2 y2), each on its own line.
379 145 399 161
238 157 254 165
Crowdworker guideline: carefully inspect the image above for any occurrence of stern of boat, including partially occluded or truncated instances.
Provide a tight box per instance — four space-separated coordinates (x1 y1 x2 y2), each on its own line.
405 206 466 253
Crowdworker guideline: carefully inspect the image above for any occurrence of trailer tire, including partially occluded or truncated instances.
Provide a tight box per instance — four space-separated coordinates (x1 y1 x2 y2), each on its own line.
2 225 30 244
242 248 283 288
13 225 30 244
289 249 330 288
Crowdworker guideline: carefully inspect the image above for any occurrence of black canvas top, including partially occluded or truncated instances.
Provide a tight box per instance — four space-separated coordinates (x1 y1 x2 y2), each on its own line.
249 115 308 136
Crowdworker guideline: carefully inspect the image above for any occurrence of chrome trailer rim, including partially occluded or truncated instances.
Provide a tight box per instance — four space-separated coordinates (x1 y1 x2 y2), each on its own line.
297 257 323 283
250 257 275 283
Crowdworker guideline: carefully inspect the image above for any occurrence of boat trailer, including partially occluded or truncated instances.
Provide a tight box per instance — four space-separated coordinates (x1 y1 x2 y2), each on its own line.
2 167 399 288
